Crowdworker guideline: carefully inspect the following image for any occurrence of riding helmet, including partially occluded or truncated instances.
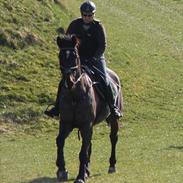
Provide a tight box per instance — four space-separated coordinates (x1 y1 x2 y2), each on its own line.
80 1 96 13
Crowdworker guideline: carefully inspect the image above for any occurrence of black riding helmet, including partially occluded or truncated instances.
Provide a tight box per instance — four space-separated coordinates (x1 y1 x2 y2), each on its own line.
80 1 96 14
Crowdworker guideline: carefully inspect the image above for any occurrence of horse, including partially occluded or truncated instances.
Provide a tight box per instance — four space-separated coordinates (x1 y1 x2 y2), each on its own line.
55 35 123 183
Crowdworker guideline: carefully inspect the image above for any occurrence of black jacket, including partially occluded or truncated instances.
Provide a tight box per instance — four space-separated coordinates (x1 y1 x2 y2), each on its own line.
66 18 107 60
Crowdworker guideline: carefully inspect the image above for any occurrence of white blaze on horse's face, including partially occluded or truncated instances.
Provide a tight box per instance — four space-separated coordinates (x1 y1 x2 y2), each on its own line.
66 50 70 59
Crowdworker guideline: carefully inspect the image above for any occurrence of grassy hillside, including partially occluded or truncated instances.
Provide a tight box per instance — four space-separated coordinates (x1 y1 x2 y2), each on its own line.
0 0 73 130
0 0 182 130
0 0 183 183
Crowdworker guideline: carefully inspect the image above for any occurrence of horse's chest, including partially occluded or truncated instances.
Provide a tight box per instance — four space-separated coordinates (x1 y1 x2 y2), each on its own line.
60 95 94 124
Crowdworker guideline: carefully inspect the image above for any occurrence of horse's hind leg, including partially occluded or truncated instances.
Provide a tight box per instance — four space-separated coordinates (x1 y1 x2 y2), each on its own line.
56 123 73 181
108 118 119 173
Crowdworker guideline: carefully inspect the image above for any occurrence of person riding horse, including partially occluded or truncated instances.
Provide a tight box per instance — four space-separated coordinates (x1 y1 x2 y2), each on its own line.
45 1 122 119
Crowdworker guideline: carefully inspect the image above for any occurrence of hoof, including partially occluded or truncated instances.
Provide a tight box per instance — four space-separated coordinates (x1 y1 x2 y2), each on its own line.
74 179 85 183
108 167 116 174
84 172 89 179
56 169 69 181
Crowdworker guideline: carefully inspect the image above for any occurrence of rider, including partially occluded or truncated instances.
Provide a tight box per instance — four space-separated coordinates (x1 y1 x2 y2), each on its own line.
45 1 122 119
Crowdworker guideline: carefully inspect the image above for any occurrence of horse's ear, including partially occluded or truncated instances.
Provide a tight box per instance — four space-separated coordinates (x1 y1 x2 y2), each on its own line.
57 36 62 48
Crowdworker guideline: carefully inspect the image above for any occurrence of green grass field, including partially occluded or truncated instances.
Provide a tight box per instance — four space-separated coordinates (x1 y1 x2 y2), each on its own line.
0 0 183 183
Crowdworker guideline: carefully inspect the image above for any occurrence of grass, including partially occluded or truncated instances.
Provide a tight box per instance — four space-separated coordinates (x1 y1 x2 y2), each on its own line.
0 0 70 125
1 122 183 183
0 0 183 183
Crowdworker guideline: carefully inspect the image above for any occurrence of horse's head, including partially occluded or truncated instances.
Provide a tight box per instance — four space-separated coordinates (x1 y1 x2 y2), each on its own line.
57 35 80 72
57 35 81 88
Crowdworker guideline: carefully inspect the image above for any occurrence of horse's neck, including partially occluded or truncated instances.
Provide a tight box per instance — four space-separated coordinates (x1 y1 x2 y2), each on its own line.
80 72 93 93
73 72 92 96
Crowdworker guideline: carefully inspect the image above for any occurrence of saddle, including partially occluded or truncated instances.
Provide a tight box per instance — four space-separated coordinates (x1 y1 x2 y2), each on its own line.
81 65 118 101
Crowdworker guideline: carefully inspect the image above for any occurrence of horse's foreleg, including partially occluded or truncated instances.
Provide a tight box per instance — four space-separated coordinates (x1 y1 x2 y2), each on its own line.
56 123 72 181
85 142 92 178
108 119 119 173
75 126 93 183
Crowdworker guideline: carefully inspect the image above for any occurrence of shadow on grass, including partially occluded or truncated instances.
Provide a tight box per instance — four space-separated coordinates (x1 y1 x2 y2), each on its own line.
24 174 101 183
168 145 183 151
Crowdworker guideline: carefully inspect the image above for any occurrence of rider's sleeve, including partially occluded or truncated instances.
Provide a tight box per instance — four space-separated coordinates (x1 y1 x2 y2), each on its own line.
66 21 76 34
93 23 107 60
66 18 82 36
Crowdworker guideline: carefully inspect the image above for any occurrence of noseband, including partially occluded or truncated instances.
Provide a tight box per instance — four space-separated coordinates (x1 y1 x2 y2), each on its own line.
61 65 79 75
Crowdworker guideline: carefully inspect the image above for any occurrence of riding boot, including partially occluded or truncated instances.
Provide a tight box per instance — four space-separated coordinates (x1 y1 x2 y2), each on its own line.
44 81 62 118
106 84 122 119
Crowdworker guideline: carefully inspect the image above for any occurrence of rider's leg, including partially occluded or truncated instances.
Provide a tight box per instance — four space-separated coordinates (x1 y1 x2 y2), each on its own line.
105 83 122 118
44 80 62 117
92 58 122 119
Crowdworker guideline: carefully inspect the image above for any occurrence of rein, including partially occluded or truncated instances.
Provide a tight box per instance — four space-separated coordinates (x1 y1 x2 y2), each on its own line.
69 73 85 85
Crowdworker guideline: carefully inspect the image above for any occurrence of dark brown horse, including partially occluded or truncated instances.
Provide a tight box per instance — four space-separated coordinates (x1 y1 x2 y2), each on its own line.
56 35 123 183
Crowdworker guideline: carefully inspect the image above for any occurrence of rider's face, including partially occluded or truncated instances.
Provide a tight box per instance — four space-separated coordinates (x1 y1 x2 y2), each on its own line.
81 12 94 23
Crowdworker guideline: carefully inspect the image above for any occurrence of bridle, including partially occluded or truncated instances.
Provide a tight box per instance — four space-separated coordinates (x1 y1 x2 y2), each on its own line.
59 47 85 87
59 47 80 73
